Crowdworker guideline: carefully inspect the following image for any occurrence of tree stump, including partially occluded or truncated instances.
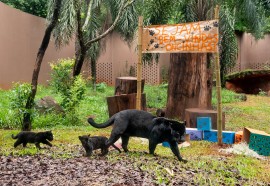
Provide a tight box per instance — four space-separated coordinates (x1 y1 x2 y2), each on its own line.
114 76 145 95
107 77 146 117
185 108 225 130
107 93 146 117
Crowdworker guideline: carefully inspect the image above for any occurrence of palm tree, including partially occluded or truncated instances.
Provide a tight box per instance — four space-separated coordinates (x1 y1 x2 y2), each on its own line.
49 0 138 77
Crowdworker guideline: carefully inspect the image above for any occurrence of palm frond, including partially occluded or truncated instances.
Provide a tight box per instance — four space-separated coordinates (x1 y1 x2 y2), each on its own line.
49 0 77 48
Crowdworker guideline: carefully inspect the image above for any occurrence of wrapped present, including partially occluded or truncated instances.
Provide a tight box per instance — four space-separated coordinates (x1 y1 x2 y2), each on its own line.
186 128 203 140
235 131 243 144
242 127 270 156
197 117 212 131
162 142 170 147
203 130 235 144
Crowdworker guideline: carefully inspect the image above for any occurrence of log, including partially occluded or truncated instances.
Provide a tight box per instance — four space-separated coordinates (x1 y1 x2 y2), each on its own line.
185 108 225 130
107 93 146 117
114 77 145 95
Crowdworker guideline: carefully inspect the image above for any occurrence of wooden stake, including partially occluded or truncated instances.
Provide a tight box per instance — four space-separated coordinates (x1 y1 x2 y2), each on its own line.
214 5 223 146
136 16 143 110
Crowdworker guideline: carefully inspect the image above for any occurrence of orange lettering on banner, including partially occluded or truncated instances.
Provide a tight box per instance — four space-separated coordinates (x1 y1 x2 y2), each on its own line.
190 22 202 34
170 36 176 42
158 36 164 44
144 20 218 53
179 24 188 34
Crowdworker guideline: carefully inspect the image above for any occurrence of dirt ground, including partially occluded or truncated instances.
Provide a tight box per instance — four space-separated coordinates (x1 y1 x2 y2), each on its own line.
0 154 195 186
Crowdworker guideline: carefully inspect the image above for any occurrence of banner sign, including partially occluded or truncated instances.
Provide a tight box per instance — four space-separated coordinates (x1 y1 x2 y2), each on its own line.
142 20 219 53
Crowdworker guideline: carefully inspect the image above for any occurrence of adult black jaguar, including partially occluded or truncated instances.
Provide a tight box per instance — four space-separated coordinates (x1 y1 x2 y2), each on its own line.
88 109 187 162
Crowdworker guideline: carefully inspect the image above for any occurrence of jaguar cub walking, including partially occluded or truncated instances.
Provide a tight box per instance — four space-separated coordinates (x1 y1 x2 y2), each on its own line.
79 135 121 156
12 131 54 149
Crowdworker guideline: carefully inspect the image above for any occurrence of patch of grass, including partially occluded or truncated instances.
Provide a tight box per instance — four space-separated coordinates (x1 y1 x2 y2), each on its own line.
224 95 270 133
144 84 168 109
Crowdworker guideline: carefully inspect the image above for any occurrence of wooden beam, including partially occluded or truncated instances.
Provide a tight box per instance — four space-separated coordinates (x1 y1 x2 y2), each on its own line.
136 16 143 110
214 5 223 146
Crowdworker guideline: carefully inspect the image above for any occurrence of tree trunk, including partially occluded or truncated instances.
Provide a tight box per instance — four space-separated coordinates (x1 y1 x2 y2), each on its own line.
73 7 87 77
73 50 87 76
22 0 62 131
165 53 213 121
90 58 97 91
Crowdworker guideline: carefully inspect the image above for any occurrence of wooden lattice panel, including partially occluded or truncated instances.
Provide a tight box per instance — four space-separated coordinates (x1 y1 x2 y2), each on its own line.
96 63 113 85
132 62 159 85
227 60 241 74
249 62 270 70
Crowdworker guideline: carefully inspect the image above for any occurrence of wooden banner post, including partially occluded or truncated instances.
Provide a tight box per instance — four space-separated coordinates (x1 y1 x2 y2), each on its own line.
214 5 223 146
136 16 143 110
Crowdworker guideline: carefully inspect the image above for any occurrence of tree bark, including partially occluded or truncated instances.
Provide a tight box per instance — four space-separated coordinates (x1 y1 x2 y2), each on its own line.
165 53 213 121
73 6 87 77
90 58 97 91
22 0 62 131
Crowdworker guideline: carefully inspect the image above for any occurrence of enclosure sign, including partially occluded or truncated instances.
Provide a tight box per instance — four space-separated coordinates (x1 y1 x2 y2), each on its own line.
142 20 219 53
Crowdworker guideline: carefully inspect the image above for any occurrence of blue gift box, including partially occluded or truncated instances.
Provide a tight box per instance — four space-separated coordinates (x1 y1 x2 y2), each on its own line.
162 142 170 148
197 117 212 131
162 141 179 148
203 130 235 144
186 128 203 140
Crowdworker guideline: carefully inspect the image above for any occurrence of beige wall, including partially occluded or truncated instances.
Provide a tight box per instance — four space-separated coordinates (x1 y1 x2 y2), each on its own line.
229 33 270 73
0 2 75 89
239 33 270 69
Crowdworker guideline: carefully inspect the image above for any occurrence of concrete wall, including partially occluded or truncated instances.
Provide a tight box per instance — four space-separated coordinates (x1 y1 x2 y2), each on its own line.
239 33 270 69
229 33 270 73
0 2 75 89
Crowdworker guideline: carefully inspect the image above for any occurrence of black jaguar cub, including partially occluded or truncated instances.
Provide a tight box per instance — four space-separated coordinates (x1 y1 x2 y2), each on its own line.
78 135 121 156
12 131 53 149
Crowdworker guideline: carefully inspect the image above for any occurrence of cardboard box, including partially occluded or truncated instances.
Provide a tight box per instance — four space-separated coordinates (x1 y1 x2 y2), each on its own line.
203 130 235 144
197 117 212 131
249 133 270 156
242 127 268 143
242 127 270 156
186 128 203 140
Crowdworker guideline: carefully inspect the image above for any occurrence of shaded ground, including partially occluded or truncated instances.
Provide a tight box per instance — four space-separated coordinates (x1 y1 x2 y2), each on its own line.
0 155 153 186
0 150 196 186
225 69 270 94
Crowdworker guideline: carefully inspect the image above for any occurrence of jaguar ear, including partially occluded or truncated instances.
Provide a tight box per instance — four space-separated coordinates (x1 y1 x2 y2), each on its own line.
88 134 90 137
152 117 165 125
